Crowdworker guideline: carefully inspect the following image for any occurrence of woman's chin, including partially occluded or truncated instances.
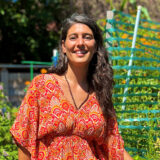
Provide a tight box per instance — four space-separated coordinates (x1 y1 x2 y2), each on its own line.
68 59 90 67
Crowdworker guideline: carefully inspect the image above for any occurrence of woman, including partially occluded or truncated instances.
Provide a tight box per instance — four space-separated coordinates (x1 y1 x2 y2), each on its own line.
10 13 133 160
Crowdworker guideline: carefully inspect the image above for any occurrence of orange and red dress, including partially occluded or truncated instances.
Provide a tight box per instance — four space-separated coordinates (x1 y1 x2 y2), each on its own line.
10 74 124 160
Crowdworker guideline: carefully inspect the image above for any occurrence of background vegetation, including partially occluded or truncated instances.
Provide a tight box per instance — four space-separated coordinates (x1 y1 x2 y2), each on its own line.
0 0 75 63
0 83 18 159
105 9 160 159
0 0 160 63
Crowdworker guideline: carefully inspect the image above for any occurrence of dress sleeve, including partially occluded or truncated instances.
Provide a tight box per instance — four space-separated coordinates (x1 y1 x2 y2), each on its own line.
10 75 41 158
102 109 124 160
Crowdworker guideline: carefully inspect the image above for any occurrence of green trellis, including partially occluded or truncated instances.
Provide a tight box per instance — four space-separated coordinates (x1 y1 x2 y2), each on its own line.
106 9 160 158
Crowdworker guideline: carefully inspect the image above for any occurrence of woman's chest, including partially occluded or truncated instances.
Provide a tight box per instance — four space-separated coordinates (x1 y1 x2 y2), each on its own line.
37 90 106 141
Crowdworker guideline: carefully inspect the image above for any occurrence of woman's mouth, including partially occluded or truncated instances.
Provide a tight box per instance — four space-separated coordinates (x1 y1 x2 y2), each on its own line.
73 50 88 55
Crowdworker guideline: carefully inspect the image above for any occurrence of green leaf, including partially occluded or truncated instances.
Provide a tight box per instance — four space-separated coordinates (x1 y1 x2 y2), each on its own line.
120 0 128 11
129 0 136 4
141 7 151 20
0 9 5 15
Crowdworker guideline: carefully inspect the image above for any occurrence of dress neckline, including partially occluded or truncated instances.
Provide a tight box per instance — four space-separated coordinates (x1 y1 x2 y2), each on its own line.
50 73 95 111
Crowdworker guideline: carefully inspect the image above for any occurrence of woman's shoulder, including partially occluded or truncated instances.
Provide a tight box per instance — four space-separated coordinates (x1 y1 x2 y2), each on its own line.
32 73 64 88
32 73 58 82
30 74 57 89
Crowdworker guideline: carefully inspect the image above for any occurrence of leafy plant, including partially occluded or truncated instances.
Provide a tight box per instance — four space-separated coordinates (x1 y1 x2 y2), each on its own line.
0 0 76 63
0 83 18 159
104 9 160 159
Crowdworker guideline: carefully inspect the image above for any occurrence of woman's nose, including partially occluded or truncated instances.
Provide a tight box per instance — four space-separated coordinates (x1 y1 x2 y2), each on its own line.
76 37 84 46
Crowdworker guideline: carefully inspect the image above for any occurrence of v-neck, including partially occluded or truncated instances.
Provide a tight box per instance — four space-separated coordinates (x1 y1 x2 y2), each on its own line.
51 74 95 111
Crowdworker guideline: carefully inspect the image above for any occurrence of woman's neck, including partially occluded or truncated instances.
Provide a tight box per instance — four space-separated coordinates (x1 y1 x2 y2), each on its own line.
65 63 88 87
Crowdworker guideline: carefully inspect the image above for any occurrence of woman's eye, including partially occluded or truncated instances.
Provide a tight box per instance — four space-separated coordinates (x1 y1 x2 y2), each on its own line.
69 36 76 40
84 36 92 40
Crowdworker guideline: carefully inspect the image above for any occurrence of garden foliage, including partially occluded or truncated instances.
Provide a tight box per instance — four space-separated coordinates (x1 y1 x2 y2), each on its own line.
0 0 75 63
0 83 18 159
105 10 160 159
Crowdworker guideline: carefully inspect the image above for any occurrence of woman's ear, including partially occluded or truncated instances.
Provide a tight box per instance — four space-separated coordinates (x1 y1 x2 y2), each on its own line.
62 40 66 54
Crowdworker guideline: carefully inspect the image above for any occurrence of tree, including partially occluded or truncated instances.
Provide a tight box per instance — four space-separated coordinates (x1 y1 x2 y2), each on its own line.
0 0 76 63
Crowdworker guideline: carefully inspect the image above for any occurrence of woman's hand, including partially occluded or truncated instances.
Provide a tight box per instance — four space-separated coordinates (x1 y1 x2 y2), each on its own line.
18 144 31 160
124 149 134 160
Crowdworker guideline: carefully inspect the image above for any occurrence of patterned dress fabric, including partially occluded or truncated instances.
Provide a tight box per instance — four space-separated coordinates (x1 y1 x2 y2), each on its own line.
10 74 124 160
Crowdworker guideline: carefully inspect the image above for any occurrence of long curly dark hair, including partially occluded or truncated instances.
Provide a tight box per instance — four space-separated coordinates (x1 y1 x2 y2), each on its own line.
48 13 114 118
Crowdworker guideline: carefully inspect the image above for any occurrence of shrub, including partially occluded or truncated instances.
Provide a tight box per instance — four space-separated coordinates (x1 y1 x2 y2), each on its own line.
0 83 18 159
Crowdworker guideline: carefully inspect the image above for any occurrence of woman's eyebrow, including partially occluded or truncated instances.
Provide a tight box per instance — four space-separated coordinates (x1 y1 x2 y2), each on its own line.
67 33 77 37
68 33 94 36
83 33 94 36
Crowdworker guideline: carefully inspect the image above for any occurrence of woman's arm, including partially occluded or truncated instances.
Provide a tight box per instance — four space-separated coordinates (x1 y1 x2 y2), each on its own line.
124 149 134 160
18 144 31 160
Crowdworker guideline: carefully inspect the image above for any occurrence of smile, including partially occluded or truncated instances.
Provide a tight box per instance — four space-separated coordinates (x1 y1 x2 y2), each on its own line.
73 50 88 54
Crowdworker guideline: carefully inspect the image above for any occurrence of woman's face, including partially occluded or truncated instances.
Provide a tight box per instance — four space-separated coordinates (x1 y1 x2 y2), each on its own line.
62 23 96 67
